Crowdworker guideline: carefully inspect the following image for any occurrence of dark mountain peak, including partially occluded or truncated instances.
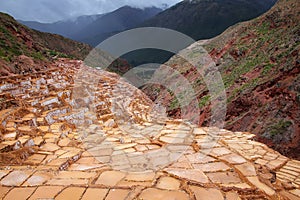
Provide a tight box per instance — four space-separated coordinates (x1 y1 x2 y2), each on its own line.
108 5 162 15
104 5 162 18
114 5 137 11
19 5 163 47
140 0 277 40
72 5 162 45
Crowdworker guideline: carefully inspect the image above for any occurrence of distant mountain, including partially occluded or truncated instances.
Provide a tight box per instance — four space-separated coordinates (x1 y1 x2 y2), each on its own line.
118 0 278 67
20 6 163 46
74 6 162 46
139 0 277 40
19 14 104 39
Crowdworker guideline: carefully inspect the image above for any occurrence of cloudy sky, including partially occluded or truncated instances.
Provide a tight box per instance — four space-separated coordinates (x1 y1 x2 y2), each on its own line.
0 0 182 23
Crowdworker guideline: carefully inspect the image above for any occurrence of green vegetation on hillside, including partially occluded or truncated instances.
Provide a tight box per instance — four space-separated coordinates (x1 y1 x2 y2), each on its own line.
142 0 300 159
0 12 92 64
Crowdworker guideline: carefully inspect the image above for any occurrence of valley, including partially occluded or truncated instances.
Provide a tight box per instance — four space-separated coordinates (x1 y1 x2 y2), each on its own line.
0 0 299 199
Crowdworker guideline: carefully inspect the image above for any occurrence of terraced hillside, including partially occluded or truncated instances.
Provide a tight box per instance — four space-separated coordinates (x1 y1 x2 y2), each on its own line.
0 60 300 200
0 12 92 75
142 0 300 159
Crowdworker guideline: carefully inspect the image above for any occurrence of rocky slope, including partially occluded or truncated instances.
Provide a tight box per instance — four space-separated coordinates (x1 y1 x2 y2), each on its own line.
142 0 300 159
0 12 131 76
0 12 92 75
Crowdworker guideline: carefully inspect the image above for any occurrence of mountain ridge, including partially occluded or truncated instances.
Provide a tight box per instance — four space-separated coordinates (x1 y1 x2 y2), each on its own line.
20 6 163 46
139 0 277 40
18 13 105 39
120 0 278 67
